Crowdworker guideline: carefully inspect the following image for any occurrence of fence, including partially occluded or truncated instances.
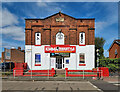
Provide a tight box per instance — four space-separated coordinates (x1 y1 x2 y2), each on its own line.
65 68 103 79
0 68 104 80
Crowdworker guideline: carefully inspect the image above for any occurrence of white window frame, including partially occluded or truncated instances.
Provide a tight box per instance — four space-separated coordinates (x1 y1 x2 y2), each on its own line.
79 53 85 64
56 32 64 45
79 32 85 45
35 32 41 45
35 53 41 64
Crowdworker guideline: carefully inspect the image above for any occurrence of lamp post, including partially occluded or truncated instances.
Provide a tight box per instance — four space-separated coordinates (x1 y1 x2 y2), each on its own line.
96 49 99 68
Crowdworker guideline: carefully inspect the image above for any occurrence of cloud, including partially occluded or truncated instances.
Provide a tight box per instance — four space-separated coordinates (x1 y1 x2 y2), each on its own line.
1 8 24 41
36 2 62 16
2 40 25 50
36 2 48 7
2 26 24 41
1 8 19 27
95 21 107 34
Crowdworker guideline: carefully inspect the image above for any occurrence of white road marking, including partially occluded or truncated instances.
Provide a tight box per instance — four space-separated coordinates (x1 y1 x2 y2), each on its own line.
88 81 103 92
114 83 120 86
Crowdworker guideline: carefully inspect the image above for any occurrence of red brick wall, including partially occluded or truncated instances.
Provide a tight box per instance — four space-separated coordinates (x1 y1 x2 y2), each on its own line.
11 49 25 63
109 43 120 59
1 52 5 62
25 13 95 45
1 48 25 63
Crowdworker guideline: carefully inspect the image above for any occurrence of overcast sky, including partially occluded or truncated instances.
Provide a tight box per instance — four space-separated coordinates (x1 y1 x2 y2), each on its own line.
0 2 118 57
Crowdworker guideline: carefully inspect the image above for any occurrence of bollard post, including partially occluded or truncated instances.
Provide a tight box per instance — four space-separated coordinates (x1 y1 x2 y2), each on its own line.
31 70 32 79
65 70 66 79
48 70 49 79
14 70 16 79
101 70 103 79
83 70 84 79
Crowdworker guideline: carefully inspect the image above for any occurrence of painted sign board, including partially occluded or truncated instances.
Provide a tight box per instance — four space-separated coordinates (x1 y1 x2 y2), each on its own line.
45 45 76 53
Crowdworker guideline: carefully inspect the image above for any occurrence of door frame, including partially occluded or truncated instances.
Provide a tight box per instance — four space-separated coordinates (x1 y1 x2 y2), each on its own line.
56 56 64 69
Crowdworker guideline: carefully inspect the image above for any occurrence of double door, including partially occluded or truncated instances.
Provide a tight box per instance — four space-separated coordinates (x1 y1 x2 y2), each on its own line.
56 57 65 69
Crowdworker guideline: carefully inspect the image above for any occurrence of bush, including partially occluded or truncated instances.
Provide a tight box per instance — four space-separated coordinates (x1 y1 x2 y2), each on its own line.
99 58 120 72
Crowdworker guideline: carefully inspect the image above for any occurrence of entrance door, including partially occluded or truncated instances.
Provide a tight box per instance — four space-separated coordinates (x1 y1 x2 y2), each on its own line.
56 57 62 69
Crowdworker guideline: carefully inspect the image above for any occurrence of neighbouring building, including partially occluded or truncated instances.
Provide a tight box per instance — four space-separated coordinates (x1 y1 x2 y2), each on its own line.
1 47 25 63
109 39 120 59
25 12 95 70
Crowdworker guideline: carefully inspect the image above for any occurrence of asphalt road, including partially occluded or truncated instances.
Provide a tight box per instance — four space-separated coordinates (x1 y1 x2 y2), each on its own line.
2 81 101 92
1 80 120 92
90 80 119 92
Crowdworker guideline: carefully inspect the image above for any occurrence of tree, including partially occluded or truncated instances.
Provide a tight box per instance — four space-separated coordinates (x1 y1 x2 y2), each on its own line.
95 37 105 59
95 37 105 67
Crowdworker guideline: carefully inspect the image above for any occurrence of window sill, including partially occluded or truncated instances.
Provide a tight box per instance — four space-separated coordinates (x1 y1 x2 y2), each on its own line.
79 44 86 46
79 64 86 66
34 45 41 46
35 64 41 66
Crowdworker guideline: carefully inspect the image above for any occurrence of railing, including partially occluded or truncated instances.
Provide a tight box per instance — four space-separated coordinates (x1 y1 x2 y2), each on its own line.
65 68 103 79
0 68 104 80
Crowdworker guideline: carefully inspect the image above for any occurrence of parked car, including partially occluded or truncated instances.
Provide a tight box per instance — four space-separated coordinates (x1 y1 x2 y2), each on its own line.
0 62 14 71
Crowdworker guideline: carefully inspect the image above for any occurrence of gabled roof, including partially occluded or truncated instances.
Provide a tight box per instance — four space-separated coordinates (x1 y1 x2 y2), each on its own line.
108 39 120 51
25 11 95 20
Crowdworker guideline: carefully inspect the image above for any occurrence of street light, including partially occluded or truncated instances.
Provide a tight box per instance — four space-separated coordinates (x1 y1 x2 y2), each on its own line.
96 49 99 68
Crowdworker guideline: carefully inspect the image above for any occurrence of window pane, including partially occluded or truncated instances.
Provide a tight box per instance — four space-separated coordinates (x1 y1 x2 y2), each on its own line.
35 33 41 45
56 32 64 45
79 32 85 45
79 53 85 63
35 54 41 63
66 59 69 64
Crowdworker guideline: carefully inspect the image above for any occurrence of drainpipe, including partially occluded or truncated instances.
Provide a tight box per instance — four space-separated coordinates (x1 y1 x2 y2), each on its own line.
31 29 32 78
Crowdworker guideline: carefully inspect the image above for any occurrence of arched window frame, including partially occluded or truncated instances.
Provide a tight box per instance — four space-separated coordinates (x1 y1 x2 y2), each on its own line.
56 32 64 45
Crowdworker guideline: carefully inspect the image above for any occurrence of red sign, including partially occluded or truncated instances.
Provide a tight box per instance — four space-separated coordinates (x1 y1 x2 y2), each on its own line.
45 45 76 53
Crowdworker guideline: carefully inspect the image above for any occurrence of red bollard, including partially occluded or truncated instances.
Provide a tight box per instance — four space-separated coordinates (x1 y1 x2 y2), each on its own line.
65 68 68 77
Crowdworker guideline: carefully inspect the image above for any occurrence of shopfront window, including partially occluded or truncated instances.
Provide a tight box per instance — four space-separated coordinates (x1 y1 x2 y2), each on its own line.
35 53 41 63
66 59 69 64
79 53 85 63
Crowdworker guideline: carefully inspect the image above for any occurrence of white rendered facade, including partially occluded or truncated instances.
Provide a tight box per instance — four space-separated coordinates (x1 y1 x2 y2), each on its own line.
25 45 95 70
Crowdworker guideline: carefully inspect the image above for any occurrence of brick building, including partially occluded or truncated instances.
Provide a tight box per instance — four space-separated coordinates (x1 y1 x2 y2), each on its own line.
1 47 25 63
25 12 95 70
109 40 120 59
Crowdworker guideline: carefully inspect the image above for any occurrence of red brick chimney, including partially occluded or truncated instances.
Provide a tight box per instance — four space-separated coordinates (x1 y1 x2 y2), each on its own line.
18 47 21 50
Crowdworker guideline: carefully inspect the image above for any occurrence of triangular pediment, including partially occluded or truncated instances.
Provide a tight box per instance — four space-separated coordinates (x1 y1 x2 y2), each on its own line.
42 11 76 20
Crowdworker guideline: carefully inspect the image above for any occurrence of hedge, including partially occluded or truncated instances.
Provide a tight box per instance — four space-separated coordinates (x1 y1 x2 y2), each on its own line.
98 58 120 72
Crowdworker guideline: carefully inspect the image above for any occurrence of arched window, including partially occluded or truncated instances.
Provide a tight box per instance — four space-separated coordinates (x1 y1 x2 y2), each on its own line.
79 32 85 45
35 32 41 45
56 32 64 45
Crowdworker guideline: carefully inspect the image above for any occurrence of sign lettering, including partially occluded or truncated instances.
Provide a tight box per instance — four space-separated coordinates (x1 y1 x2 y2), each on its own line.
45 46 76 53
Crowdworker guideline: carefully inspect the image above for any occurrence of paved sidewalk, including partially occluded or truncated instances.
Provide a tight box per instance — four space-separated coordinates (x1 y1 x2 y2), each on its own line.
2 81 101 92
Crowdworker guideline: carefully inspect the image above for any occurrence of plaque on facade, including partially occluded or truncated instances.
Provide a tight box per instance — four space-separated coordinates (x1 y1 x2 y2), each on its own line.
56 17 64 22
